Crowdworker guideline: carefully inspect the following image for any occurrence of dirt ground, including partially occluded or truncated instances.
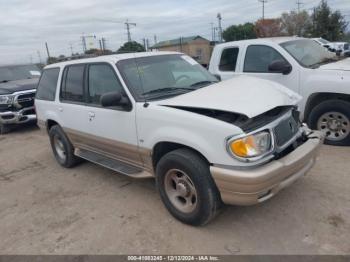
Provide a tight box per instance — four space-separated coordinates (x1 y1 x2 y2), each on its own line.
0 125 349 255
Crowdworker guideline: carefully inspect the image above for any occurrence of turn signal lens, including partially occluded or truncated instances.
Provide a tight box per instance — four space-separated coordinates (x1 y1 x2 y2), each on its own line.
229 131 272 159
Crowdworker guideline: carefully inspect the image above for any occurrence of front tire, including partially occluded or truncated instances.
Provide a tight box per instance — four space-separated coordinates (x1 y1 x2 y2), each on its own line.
308 100 350 146
0 123 11 135
49 125 80 168
156 148 222 226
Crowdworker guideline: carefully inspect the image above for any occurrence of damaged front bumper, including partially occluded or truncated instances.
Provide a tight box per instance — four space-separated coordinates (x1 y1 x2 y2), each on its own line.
211 131 324 206
0 107 36 125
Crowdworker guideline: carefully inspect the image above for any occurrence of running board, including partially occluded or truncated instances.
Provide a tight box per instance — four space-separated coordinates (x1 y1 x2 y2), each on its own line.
75 148 153 179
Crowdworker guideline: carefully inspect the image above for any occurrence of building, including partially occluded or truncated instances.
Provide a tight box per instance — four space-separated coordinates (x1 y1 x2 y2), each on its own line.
151 36 212 67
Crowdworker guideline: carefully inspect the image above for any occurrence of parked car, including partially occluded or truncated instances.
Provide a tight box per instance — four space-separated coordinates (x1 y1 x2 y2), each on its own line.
35 52 323 225
332 42 350 56
0 64 41 134
209 37 350 146
312 37 337 52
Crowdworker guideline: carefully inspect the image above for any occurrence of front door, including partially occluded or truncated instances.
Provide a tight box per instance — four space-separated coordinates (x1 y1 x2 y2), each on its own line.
242 44 299 94
81 63 142 167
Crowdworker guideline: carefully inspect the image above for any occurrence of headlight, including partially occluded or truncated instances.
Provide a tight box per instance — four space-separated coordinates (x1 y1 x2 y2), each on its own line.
228 131 273 160
0 95 13 105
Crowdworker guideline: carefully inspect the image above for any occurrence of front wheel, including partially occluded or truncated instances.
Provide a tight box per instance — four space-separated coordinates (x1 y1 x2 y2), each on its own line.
308 100 350 146
156 148 222 226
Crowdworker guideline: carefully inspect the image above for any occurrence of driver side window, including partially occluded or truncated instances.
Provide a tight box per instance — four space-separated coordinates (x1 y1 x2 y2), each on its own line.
244 45 287 73
88 64 124 105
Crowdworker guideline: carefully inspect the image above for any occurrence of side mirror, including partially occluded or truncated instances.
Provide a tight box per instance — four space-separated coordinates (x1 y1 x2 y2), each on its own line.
268 60 292 75
100 91 130 108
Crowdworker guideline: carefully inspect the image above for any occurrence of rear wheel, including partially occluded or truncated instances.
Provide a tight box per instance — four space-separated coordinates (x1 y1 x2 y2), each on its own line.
308 100 350 146
49 125 80 167
156 148 222 226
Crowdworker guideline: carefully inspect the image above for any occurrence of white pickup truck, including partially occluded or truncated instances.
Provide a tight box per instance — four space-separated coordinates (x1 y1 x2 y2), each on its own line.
209 37 350 146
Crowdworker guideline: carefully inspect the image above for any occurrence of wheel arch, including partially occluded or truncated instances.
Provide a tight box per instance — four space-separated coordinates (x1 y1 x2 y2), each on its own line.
304 92 350 122
152 141 210 171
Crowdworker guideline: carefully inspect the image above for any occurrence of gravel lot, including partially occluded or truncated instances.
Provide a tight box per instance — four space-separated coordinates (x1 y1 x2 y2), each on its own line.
0 125 349 255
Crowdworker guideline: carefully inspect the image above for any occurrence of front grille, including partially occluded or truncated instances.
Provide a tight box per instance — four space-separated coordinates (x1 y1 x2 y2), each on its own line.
273 113 300 147
16 92 35 108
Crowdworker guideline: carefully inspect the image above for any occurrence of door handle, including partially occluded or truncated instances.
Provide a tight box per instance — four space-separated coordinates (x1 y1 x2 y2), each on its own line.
88 112 95 121
58 107 63 112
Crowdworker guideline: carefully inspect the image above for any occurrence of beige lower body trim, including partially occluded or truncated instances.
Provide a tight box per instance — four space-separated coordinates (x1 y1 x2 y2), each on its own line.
63 127 154 174
211 131 324 206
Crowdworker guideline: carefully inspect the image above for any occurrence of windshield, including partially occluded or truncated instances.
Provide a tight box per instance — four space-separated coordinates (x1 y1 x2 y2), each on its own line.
318 38 330 44
281 39 337 68
117 54 218 100
0 65 41 82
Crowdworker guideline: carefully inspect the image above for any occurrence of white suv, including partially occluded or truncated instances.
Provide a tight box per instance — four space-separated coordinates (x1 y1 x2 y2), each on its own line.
35 52 323 225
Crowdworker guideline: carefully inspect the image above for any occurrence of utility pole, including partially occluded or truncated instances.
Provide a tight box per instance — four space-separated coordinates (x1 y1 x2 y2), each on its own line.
146 39 150 51
258 0 267 20
102 37 107 50
99 39 103 51
217 13 223 42
154 35 157 45
296 0 303 13
125 19 136 42
45 42 51 59
69 42 74 56
81 33 87 52
179 37 183 52
142 38 146 50
37 50 42 64
210 22 215 41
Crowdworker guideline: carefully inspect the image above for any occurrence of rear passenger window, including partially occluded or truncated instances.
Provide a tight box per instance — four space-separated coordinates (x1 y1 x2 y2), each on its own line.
219 47 239 72
88 64 124 105
61 65 85 102
36 68 59 101
244 45 286 73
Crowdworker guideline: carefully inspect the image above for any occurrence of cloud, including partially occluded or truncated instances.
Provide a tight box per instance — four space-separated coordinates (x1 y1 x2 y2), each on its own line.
0 0 348 65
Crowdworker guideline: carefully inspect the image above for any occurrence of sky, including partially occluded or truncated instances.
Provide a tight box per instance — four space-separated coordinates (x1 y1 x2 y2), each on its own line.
0 0 349 65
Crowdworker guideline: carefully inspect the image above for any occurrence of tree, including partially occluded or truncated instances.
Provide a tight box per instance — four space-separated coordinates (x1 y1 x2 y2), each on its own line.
281 10 312 37
118 41 145 53
310 0 348 41
222 23 256 41
255 19 284 38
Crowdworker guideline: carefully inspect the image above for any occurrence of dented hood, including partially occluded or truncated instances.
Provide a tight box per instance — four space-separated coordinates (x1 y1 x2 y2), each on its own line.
159 75 301 118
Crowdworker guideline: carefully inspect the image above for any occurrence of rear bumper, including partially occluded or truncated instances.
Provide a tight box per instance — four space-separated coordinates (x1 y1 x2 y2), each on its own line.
210 131 324 206
0 107 36 125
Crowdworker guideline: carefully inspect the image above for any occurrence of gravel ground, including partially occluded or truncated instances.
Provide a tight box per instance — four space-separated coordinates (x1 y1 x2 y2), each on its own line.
0 125 349 255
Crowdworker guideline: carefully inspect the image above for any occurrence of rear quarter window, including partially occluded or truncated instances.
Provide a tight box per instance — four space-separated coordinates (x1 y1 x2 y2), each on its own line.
35 68 60 101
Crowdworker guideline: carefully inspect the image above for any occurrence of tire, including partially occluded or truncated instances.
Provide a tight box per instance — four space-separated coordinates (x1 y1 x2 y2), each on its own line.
307 100 350 146
49 125 80 168
156 148 222 226
0 123 11 135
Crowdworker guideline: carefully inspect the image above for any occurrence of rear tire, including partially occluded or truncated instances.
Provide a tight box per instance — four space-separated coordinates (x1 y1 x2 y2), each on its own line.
49 125 80 168
307 100 350 146
156 148 222 226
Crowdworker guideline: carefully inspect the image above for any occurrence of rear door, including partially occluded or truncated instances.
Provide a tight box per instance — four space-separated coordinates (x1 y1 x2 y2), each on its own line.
210 46 241 81
58 64 89 147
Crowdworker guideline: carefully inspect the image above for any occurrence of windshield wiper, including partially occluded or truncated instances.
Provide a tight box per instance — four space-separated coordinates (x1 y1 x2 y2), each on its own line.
0 80 9 83
142 87 195 96
190 80 218 88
